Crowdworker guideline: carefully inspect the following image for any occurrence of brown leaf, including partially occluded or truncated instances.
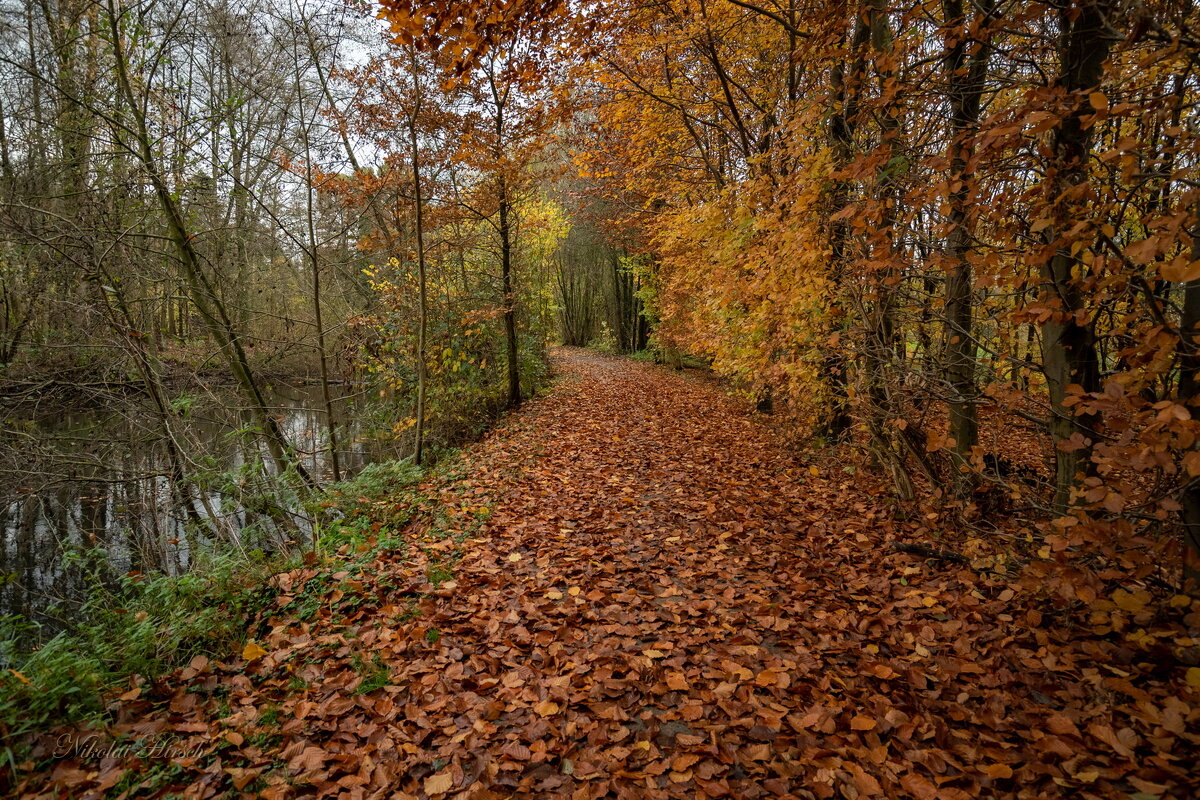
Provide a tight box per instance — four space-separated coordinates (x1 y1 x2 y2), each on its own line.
1046 714 1078 736
666 672 689 691
900 773 939 800
852 767 883 796
747 725 778 742
501 742 532 761
423 771 454 795
287 745 329 774
533 700 560 716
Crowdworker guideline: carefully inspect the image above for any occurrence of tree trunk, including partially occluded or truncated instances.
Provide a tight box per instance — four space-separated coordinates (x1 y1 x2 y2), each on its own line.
499 181 521 407
1039 1 1110 511
819 13 867 441
941 0 994 493
295 43 340 485
410 47 430 464
861 0 913 500
1174 192 1200 585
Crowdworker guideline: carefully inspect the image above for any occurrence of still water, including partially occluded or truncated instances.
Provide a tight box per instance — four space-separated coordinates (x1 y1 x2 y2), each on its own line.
0 382 400 629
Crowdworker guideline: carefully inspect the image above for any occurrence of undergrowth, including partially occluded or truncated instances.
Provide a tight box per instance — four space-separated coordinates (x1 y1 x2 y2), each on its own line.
0 455 435 757
629 346 710 370
0 547 284 746
0 357 546 760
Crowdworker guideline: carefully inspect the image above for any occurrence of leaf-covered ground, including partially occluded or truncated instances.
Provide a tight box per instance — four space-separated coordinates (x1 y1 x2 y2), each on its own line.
13 349 1198 799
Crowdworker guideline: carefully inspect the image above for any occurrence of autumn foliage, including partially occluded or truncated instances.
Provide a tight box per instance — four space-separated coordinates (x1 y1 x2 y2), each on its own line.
7 0 1200 797
10 351 1198 798
560 0 1200 588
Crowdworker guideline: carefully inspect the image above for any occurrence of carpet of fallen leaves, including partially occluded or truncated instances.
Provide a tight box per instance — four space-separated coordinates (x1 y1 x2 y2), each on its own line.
12 348 1199 799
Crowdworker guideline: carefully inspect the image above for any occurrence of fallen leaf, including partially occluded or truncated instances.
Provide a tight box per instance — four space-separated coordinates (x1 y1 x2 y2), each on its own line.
423 771 454 795
242 641 268 661
1112 588 1150 613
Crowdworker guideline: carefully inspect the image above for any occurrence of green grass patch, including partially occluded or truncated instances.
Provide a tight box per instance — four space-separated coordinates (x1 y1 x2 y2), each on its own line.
426 563 454 586
628 348 662 363
351 653 391 694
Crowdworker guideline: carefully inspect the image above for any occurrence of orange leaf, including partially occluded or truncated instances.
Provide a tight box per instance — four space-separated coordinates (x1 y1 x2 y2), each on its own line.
1046 714 1079 736
666 672 689 691
672 754 700 771
852 767 883 796
1111 588 1150 613
850 715 877 731
241 641 268 661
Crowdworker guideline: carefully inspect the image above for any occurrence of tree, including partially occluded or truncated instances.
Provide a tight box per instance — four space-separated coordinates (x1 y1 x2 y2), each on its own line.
939 0 995 492
103 0 314 487
408 45 430 464
1035 1 1111 510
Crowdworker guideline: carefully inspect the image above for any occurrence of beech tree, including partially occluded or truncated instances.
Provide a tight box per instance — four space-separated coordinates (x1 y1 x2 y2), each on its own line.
531 0 1200 582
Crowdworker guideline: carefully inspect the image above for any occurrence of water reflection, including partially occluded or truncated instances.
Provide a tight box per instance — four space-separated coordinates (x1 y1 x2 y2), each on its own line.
0 382 399 630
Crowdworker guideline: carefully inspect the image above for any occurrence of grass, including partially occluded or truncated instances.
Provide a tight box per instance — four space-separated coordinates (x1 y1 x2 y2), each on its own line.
259 705 281 726
628 348 659 363
427 563 454 586
351 653 391 694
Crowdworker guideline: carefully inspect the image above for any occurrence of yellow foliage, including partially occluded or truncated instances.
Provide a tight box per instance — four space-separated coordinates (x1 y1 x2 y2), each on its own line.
651 146 836 428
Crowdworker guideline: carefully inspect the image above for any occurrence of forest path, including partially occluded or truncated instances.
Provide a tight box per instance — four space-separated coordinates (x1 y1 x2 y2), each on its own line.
384 346 881 797
20 348 1192 799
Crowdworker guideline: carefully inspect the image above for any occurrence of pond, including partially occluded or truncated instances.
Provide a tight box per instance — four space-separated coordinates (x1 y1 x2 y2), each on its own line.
0 381 402 633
